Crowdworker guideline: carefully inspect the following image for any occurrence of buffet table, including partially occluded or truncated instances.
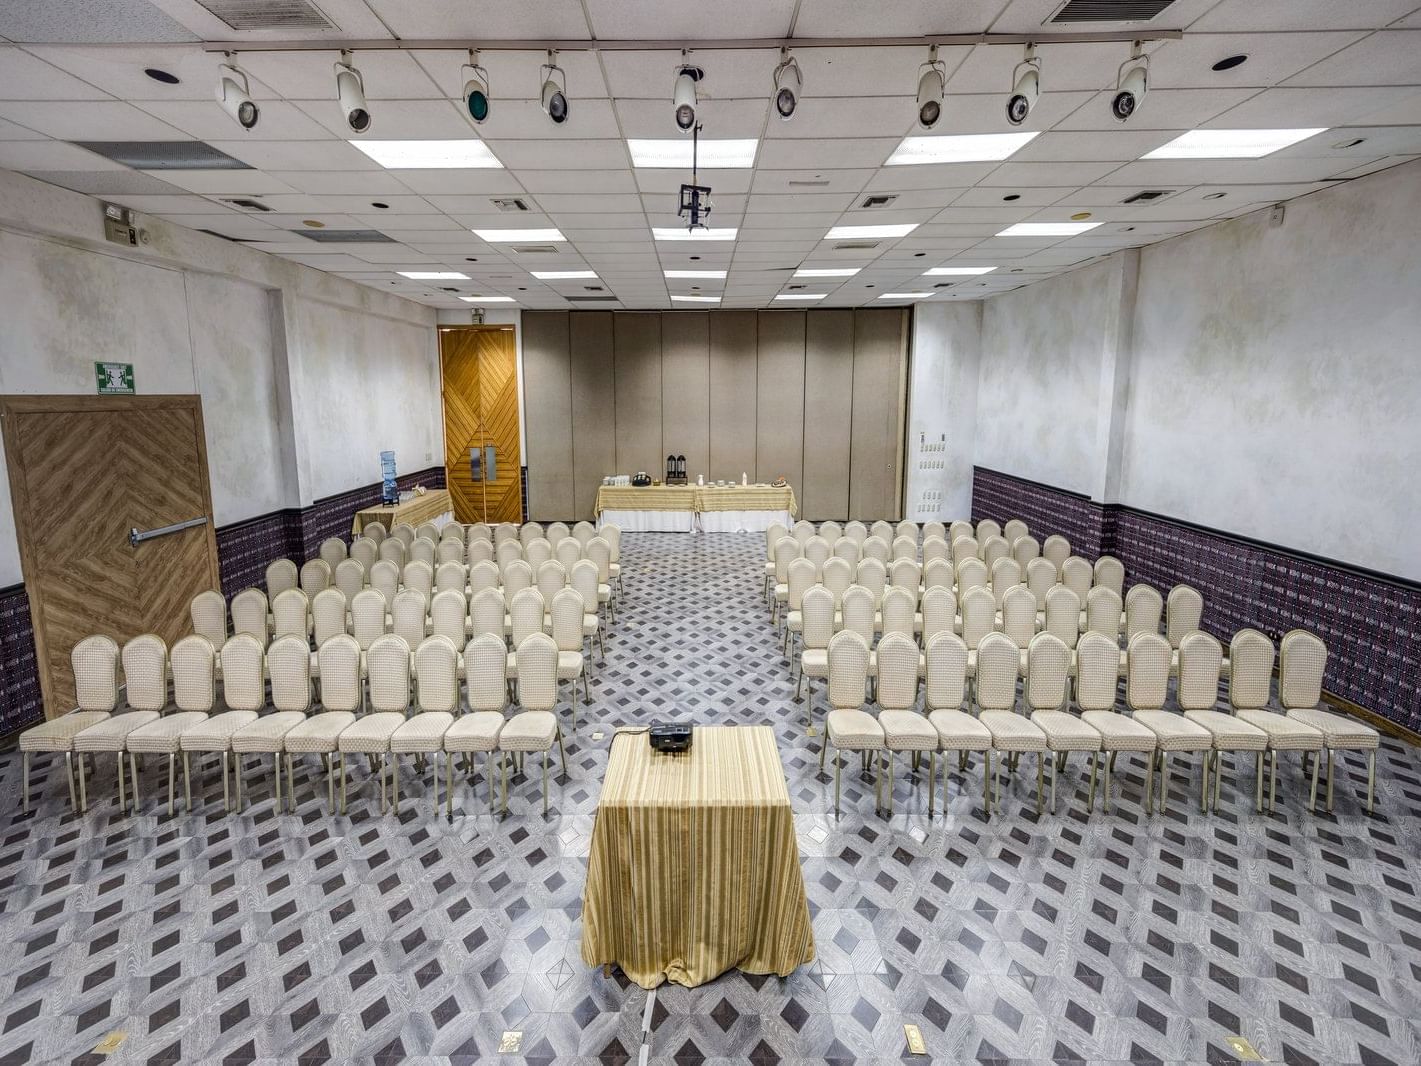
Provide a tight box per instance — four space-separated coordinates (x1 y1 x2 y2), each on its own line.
594 485 697 532
351 488 454 536
694 484 797 533
594 483 797 534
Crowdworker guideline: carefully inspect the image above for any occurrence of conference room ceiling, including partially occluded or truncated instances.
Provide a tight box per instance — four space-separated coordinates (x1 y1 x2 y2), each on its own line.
1 0 1418 310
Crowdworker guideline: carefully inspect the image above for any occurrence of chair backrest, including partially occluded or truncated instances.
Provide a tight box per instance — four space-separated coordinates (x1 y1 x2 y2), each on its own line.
787 557 816 612
832 538 861 566
392 588 427 649
436 559 466 593
430 589 467 651
391 522 416 548
1041 534 1071 570
191 589 227 647
351 589 387 649
840 585 875 647
515 632 558 712
861 535 890 566
1074 631 1121 713
230 588 268 648
1166 584 1203 648
801 586 834 651
819 520 842 544
415 635 459 715
855 557 886 607
921 536 949 567
956 557 987 592
1002 519 1029 544
1085 586 1123 640
1093 555 1125 599
975 632 1019 713
467 538 494 565
765 523 787 560
317 634 362 713
586 537 612 581
470 587 506 641
509 588 545 648
496 539 523 568
960 586 996 650
465 633 508 713
552 587 584 652
170 634 216 713
570 560 599 615
573 520 597 546
1124 583 1163 639
805 535 831 572
349 536 378 573
1177 631 1223 712
889 557 920 594
502 559 533 597
773 537 801 581
536 559 568 605
924 631 968 711
272 588 310 641
556 537 583 571
266 558 297 597
436 538 464 566
220 633 266 712
441 523 466 545
520 522 545 548
923 558 952 592
268 633 312 713
1001 585 1037 648
312 587 347 647
468 522 493 543
402 560 433 600
876 632 919 712
545 521 570 543
1043 585 1081 649
880 586 915 639
1025 632 1070 712
895 520 918 543
981 535 1010 568
947 520 972 544
921 586 954 645
362 521 386 545
468 559 500 593
1025 556 1056 602
300 558 331 595
602 524 621 563
891 535 917 562
922 520 946 542
122 633 168 712
415 522 440 544
793 520 817 545
378 537 406 569
1278 629 1326 711
1125 632 1172 712
1061 556 1092 600
990 558 1021 607
1012 535 1041 569
526 537 553 569
370 560 400 609
843 521 867 545
367 634 411 714
869 520 893 544
827 630 870 710
821 556 853 604
951 536 978 568
975 518 1002 544
319 537 348 571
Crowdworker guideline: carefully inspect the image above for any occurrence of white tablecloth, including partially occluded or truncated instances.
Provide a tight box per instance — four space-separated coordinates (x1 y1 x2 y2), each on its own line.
697 509 795 534
598 508 696 533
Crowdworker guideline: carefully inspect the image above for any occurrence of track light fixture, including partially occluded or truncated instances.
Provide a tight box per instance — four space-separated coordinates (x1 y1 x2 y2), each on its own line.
215 54 258 130
1006 44 1039 126
916 45 946 130
461 50 490 125
335 50 371 133
540 51 569 125
772 49 802 121
673 57 701 132
1112 41 1149 123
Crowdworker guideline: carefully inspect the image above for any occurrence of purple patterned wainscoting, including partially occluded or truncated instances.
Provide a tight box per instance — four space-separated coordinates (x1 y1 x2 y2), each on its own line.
0 584 40 735
973 466 1421 734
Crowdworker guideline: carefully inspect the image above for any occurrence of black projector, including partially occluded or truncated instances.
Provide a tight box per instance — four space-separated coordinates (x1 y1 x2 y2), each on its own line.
649 724 693 753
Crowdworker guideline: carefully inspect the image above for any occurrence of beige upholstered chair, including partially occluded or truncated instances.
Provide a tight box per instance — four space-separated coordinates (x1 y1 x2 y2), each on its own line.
602 524 623 596
501 559 532 601
783 557 817 655
982 535 1010 569
868 520 893 544
520 522 544 548
990 558 1020 609
1060 556 1092 602
470 586 506 643
844 521 868 546
1041 534 1071 572
312 588 348 649
378 537 407 570
1177 631 1267 813
823 630 883 816
861 535 890 567
1043 586 1081 658
1002 519 1028 545
229 634 310 812
319 537 347 571
923 631 992 808
444 633 507 816
822 556 853 609
855 558 887 622
441 523 466 545
544 522 569 544
948 520 973 545
1093 555 1125 600
586 537 614 618
840 585 878 681
1280 630 1379 813
502 632 566 815
19 635 119 813
922 520 946 543
1000 586 1037 667
797 585 834 713
1165 584 1203 653
369 560 400 612
402 560 433 601
806 535 832 573
923 558 952 594
496 538 523 569
230 588 268 649
976 632 1047 816
272 588 310 641
190 590 227 648
1026 632 1100 813
1076 631 1156 813
468 559 500 594
300 559 331 596
771 537 800 623
555 536 583 573
429 589 468 661
436 539 464 568
880 586 915 641
266 558 298 597
415 521 440 543
392 588 428 660
362 521 387 545
1126 632 1211 814
175 634 257 813
334 558 365 606
890 558 920 596
959 586 996 681
337 634 410 813
1124 584 1163 640
505 588 545 679
764 523 788 598
392 522 417 548
975 519 1002 544
285 634 361 811
389 636 457 813
435 559 466 594
833 538 861 568
570 561 604 656
1012 535 1041 569
956 557 987 596
820 520 843 544
1025 557 1056 606
876 632 937 817
351 588 388 655
526 537 553 569
212 634 268 809
920 586 955 655
895 520 918 544
75 636 164 812
951 536 979 569
350 536 378 573
467 537 495 566
121 634 169 716
921 536 949 567
535 559 568 614
1085 586 1123 646
572 520 598 547
890 535 916 563
552 587 589 719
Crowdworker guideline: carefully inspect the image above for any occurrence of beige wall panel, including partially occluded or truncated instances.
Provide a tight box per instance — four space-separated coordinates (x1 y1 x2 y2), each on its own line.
613 313 663 479
660 312 710 481
849 308 907 520
801 310 855 520
517 312 574 520
569 312 617 520
708 310 758 483
754 311 806 491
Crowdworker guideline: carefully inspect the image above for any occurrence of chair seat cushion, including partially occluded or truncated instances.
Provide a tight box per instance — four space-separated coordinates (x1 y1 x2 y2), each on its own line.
980 711 1048 752
284 712 356 754
1080 711 1157 752
1029 710 1100 751
1285 707 1379 750
879 710 937 752
73 711 162 752
19 711 111 752
1132 710 1212 752
127 712 210 754
499 710 557 752
556 650 583 679
583 615 599 637
1182 709 1267 751
391 711 454 753
785 611 802 634
801 649 828 678
338 712 405 753
928 709 992 751
444 712 504 753
1236 710 1323 751
826 708 884 750
232 711 307 753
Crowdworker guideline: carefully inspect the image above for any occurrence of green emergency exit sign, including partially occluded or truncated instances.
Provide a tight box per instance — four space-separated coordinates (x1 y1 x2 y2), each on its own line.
95 362 134 394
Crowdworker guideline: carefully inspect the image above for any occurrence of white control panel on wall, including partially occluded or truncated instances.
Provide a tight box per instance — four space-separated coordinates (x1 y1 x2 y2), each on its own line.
914 432 948 517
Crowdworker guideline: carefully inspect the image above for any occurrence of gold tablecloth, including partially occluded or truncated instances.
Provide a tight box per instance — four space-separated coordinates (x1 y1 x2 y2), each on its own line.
580 726 815 989
594 485 697 516
694 484 798 517
351 488 454 535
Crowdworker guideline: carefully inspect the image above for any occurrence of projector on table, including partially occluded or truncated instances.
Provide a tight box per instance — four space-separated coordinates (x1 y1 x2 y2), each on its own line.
649 724 693 753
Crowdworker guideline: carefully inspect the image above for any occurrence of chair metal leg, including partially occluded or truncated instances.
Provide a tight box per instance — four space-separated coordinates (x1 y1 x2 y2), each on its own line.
1103 752 1112 814
819 734 827 770
1087 751 1099 812
339 754 348 815
1145 751 1154 815
1269 749 1278 814
1050 750 1058 813
1326 748 1335 812
392 755 400 815
833 747 841 817
117 752 127 813
984 749 993 816
1366 750 1376 814
183 753 193 813
64 751 78 813
129 753 140 816
1213 750 1223 813
1254 751 1264 813
79 751 89 813
487 752 496 810
501 752 509 814
167 754 176 817
885 753 894 816
235 753 243 810
21 752 30 813
1035 752 1044 816
928 752 936 819
542 751 549 816
1159 753 1169 814
273 754 282 814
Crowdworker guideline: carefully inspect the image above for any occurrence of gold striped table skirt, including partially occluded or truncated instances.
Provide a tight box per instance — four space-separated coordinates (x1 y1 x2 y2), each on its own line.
351 488 453 535
593 485 698 516
580 726 816 988
693 485 798 516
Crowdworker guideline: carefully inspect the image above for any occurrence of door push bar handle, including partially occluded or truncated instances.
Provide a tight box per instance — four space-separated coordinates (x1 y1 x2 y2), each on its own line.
129 516 208 547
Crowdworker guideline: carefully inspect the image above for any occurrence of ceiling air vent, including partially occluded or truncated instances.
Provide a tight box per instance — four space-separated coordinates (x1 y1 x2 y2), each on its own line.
859 194 898 209
72 141 251 171
833 240 880 252
222 197 272 212
490 198 530 212
1049 0 1176 23
1121 189 1175 203
195 0 336 31
511 244 560 255
788 179 831 187
291 229 395 243
569 295 619 302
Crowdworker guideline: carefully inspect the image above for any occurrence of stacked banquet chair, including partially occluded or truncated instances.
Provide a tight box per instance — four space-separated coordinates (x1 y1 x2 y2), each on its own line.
17 520 626 820
772 515 1382 821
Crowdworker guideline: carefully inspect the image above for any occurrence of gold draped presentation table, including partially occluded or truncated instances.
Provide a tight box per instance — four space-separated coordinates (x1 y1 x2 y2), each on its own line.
350 488 454 536
593 484 797 533
580 726 816 989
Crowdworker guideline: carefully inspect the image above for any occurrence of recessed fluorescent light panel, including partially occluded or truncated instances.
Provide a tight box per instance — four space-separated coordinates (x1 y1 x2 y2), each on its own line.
531 270 597 280
352 140 503 169
886 132 1039 166
825 223 918 240
671 294 721 303
924 266 996 276
879 292 934 299
459 295 516 303
1143 128 1327 159
628 139 758 168
472 228 566 242
794 267 860 278
397 271 468 280
996 222 1102 237
665 269 727 279
652 227 738 241
774 293 826 301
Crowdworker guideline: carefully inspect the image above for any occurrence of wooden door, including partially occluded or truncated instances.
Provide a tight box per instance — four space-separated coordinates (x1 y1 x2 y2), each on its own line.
1 395 221 719
441 327 523 524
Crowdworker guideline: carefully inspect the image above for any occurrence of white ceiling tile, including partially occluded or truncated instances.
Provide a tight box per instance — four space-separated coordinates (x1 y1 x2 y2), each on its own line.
1188 0 1421 32
0 99 185 139
790 46 971 99
861 162 999 190
600 49 778 100
411 49 608 101
365 2 588 44
791 0 1009 36
535 193 646 214
1207 85 1421 127
20 45 236 101
236 50 440 102
757 138 899 169
295 98 473 139
614 97 769 139
1325 154 1420 179
636 168 754 193
764 96 914 139
1092 156 1365 185
262 169 416 195
1052 88 1262 131
1010 130 1181 163
134 99 336 141
148 169 299 194
484 139 631 169
514 169 638 194
0 138 128 171
984 159 1127 186
1144 32 1370 89
158 213 285 238
949 184 1074 206
0 48 114 100
585 0 796 39
204 138 380 171
379 169 527 195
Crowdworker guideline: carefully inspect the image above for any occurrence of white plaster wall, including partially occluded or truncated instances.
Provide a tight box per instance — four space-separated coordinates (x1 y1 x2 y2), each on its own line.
1122 160 1421 580
905 301 982 522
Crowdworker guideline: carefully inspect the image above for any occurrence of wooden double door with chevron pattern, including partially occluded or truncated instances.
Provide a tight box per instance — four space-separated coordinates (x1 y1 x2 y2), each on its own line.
440 327 523 525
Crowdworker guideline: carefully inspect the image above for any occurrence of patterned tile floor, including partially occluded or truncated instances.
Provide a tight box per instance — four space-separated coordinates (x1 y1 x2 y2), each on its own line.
1 533 1419 1065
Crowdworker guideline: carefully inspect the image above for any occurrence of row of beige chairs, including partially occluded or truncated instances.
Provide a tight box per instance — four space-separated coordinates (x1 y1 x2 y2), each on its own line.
816 626 1378 820
18 630 577 819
